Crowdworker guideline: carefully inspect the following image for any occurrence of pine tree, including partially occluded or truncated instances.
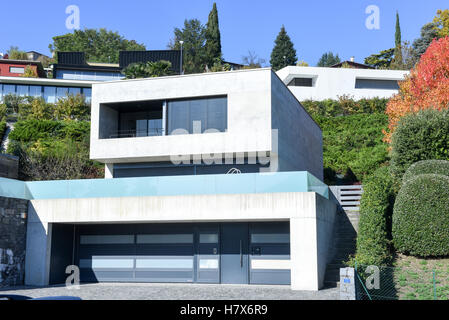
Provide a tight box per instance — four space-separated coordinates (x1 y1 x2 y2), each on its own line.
205 3 222 68
270 26 297 71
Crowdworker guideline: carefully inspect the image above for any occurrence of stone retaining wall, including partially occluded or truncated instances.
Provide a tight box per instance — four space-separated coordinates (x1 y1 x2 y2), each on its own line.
0 196 28 287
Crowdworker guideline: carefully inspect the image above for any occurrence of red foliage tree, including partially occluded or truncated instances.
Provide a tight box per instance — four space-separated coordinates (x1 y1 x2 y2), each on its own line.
384 36 449 143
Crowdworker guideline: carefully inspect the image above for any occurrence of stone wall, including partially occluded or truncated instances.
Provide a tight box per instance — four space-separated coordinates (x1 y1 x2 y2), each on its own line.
0 196 28 287
0 154 19 179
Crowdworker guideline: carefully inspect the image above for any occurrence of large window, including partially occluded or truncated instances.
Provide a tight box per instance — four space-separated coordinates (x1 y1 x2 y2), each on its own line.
288 77 314 87
355 79 399 90
56 69 124 81
168 96 227 134
0 83 91 103
9 67 25 74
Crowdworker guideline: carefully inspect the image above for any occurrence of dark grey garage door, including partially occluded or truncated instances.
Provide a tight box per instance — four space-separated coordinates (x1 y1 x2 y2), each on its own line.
74 222 289 285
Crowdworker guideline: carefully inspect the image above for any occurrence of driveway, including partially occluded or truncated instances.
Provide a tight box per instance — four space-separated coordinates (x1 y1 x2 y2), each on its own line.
0 283 339 300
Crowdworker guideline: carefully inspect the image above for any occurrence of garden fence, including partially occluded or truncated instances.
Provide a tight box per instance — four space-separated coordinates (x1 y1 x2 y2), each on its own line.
355 262 449 300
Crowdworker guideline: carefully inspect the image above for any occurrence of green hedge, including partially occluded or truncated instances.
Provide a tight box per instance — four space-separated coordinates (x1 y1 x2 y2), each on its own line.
390 109 449 181
403 160 449 183
353 166 395 266
392 174 449 257
315 113 389 184
302 97 388 118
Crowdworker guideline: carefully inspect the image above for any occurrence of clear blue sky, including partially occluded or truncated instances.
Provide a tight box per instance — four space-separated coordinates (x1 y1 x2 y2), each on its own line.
1 0 447 66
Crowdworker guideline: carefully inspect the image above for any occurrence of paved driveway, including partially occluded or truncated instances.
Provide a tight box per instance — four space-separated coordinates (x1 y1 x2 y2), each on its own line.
0 283 339 300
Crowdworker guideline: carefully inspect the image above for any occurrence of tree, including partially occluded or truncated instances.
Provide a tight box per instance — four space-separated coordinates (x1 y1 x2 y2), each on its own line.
241 51 266 69
395 11 402 48
22 65 38 78
6 46 28 60
316 52 341 67
390 41 418 70
393 12 403 69
205 3 222 68
270 26 297 71
54 93 90 121
364 48 395 69
169 19 207 74
49 28 146 63
433 9 449 38
412 23 439 59
296 60 309 66
384 36 449 143
122 60 172 79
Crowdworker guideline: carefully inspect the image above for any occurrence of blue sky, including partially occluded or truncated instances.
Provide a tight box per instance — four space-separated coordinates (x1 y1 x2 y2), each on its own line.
1 0 447 66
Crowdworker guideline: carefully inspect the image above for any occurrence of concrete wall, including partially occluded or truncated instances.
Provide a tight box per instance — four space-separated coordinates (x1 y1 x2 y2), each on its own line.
0 196 28 287
25 191 337 291
271 72 323 180
276 66 409 101
90 69 273 163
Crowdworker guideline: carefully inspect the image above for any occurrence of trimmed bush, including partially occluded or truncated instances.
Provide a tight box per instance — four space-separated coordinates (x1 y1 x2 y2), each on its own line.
392 174 449 257
390 109 449 180
353 166 395 266
0 120 6 143
403 160 449 182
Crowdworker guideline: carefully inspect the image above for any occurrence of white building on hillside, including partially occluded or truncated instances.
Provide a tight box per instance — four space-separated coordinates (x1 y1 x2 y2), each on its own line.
276 66 409 101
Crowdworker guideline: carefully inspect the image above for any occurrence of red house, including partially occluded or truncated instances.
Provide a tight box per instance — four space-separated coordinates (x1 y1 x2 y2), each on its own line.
0 59 46 78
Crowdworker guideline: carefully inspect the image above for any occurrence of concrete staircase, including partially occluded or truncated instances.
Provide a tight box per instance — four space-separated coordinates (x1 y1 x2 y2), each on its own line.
324 210 359 288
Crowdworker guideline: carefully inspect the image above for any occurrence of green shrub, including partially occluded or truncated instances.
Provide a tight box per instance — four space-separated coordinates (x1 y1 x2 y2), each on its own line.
315 113 389 184
7 119 63 144
353 166 395 266
301 96 388 118
403 160 449 183
392 174 449 257
390 109 449 180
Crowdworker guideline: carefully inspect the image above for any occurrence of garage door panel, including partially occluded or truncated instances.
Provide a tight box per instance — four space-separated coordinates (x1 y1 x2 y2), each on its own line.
135 244 194 256
249 222 291 285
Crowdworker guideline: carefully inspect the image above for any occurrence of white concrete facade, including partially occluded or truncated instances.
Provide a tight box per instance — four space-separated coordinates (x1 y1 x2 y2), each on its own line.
89 68 323 180
276 66 409 101
25 191 336 290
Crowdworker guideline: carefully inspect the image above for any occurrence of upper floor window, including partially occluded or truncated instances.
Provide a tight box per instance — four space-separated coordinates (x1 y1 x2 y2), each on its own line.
168 96 227 134
355 78 399 90
9 67 25 74
99 95 228 139
288 77 313 87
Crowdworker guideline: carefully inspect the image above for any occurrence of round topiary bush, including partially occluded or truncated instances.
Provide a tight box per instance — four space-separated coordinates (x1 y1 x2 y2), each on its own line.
392 174 449 257
403 160 449 183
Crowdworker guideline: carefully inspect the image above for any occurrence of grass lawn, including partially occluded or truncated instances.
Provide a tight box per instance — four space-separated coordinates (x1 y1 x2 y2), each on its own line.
392 253 449 300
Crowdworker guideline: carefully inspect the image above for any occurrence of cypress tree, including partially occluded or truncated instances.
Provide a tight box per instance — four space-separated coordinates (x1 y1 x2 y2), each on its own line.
395 11 402 47
205 3 222 68
270 25 297 71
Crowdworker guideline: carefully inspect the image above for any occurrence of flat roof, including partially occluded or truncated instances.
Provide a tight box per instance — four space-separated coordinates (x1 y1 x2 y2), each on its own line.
0 76 94 87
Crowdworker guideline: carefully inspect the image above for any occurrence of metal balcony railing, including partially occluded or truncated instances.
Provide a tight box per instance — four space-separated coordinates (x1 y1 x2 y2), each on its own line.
108 128 164 139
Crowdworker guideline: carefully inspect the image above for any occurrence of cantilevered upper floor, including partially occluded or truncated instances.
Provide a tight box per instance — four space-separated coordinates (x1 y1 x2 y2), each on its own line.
90 68 324 180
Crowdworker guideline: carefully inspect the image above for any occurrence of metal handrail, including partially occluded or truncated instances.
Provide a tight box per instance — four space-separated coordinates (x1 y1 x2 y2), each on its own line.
109 128 163 139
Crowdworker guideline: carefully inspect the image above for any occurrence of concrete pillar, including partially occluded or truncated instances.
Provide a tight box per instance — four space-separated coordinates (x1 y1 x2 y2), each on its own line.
24 203 52 286
290 204 319 291
105 163 114 179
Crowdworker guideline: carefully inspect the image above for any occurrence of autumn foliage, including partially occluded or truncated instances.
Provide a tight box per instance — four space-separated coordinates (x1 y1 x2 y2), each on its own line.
384 36 449 143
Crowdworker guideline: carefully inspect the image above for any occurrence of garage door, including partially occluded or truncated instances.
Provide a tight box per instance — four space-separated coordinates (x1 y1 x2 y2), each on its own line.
75 222 290 284
77 224 198 283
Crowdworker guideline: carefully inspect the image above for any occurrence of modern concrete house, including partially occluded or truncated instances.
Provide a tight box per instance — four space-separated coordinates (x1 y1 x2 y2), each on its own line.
0 68 337 291
276 66 410 101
